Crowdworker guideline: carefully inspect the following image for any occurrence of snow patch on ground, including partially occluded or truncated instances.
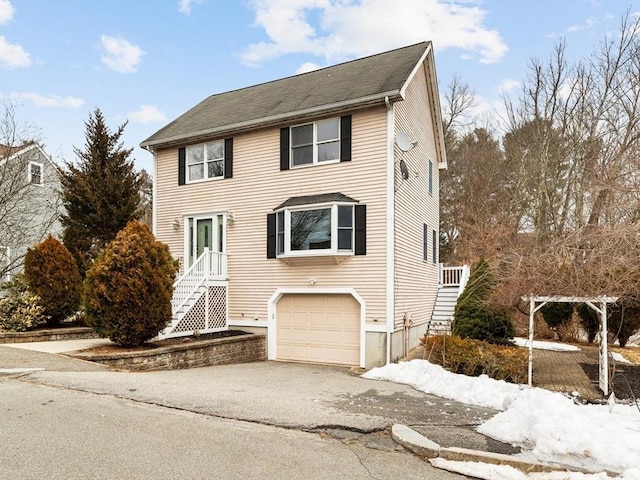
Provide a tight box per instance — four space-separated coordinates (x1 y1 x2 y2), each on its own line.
611 351 634 365
430 458 639 479
363 359 640 476
513 337 581 351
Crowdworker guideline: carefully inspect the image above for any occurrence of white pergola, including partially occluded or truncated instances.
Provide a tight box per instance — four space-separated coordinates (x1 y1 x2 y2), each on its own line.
522 295 618 396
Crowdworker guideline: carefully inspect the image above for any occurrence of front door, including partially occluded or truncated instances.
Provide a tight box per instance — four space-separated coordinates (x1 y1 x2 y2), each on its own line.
196 218 213 259
187 214 225 267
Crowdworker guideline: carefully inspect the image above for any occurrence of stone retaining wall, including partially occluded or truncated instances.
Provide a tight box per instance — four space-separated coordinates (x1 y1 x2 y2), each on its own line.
0 327 98 344
71 333 266 371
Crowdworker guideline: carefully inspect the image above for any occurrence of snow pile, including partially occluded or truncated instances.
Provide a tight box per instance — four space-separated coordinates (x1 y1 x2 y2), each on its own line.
513 337 581 351
430 458 640 480
362 359 640 476
611 351 634 365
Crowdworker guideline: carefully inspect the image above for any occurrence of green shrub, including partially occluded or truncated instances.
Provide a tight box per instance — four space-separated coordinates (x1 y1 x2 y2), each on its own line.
453 258 515 345
24 235 82 326
84 221 177 346
0 275 48 331
420 334 528 384
608 302 640 348
576 303 599 343
540 302 574 330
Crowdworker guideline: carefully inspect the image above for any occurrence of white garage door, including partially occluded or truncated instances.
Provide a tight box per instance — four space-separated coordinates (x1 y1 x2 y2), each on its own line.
276 294 360 366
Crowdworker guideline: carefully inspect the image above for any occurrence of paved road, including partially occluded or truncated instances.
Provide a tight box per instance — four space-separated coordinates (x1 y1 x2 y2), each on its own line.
0 345 506 478
1 380 468 480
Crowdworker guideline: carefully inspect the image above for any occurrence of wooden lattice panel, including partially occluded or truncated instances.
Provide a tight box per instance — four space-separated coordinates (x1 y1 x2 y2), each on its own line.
173 285 227 334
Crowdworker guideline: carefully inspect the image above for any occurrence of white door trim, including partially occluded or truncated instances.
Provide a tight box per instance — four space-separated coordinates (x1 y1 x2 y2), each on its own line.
267 287 366 368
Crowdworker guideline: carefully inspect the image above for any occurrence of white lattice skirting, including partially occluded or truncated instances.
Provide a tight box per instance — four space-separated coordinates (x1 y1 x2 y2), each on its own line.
172 285 228 334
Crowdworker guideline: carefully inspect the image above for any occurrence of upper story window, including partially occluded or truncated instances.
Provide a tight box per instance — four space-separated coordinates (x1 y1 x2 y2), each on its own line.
187 140 224 182
428 160 434 195
291 119 340 167
28 162 43 185
178 138 233 186
267 192 365 259
280 115 351 171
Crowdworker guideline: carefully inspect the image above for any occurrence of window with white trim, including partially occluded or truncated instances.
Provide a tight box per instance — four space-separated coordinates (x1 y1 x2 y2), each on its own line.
187 140 224 182
28 162 43 185
428 160 433 195
268 200 366 259
276 204 353 256
290 118 340 167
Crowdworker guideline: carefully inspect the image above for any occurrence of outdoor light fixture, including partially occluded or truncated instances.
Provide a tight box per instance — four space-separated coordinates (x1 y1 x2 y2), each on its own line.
172 218 180 231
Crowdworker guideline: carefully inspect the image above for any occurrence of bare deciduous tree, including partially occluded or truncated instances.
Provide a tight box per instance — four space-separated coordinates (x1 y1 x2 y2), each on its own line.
0 99 62 282
503 12 640 238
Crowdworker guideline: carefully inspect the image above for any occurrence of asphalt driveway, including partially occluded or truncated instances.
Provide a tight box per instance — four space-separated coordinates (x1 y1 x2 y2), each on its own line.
1 344 509 453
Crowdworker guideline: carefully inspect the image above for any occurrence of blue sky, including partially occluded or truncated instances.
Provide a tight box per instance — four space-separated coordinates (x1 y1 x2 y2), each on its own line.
1 0 638 173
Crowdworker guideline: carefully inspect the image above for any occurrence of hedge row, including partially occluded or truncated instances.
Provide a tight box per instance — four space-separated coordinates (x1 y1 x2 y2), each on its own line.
421 334 528 384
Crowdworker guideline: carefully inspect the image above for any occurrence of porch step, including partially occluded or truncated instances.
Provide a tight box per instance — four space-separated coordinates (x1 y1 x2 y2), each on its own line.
428 286 461 336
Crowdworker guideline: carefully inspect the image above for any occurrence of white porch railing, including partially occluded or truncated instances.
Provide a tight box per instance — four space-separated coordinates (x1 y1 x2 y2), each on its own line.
439 265 463 286
438 263 471 295
172 249 228 314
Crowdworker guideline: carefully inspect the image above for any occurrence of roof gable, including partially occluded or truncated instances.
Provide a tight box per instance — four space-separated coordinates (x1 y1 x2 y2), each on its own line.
142 42 432 149
0 142 59 172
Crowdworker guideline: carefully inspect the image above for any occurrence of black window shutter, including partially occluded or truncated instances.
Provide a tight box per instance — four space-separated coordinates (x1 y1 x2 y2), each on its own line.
354 204 366 255
178 147 186 185
432 229 438 264
340 115 352 162
267 213 277 258
423 224 429 261
224 138 233 179
280 127 290 171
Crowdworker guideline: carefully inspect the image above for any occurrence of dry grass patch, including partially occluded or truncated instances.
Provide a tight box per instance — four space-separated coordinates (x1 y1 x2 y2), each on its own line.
610 346 640 365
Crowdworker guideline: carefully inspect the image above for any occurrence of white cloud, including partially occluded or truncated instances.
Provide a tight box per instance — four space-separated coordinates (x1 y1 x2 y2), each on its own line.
296 62 321 74
0 0 14 24
498 79 520 93
100 35 144 73
0 35 30 69
567 17 596 33
178 0 203 14
21 92 85 108
128 105 166 124
241 0 508 66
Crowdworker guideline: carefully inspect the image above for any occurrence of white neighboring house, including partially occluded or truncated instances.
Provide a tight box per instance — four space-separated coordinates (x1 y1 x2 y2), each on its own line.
0 143 63 283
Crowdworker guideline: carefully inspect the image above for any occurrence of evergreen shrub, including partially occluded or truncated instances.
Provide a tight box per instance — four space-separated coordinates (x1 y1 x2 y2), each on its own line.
540 302 574 330
452 258 515 345
576 303 599 343
420 334 528 384
24 235 82 326
84 221 177 346
608 302 640 348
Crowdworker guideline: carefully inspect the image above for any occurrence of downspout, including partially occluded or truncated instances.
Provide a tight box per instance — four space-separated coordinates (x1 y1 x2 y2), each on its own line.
385 95 394 365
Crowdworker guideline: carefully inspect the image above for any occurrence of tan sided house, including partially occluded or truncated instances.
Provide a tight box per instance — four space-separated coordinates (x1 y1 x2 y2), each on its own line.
141 42 449 369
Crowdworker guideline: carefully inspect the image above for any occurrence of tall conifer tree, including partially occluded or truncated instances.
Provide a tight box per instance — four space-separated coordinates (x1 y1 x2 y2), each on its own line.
59 108 141 275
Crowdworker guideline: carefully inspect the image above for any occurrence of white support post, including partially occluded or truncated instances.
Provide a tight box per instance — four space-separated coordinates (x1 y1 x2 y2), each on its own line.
528 298 535 387
600 301 608 396
205 250 210 330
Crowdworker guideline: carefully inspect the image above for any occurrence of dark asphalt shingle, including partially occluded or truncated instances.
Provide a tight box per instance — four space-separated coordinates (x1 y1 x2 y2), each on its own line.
141 42 430 149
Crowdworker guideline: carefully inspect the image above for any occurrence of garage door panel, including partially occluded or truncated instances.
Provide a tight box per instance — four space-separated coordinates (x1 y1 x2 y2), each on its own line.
276 294 360 366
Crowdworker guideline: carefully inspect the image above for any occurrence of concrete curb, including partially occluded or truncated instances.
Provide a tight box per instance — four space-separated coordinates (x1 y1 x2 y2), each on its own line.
391 424 595 475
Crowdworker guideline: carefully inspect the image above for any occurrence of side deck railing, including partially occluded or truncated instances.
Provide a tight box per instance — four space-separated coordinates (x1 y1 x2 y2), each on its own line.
438 264 471 294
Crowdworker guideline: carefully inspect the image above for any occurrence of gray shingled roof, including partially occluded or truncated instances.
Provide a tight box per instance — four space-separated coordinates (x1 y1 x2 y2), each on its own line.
274 193 359 210
141 42 430 149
